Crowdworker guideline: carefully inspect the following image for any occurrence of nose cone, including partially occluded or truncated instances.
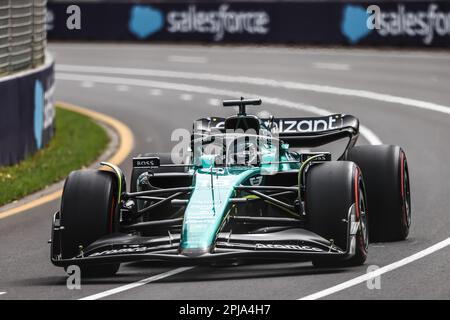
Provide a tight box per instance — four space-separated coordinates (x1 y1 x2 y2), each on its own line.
180 247 210 257
180 168 259 253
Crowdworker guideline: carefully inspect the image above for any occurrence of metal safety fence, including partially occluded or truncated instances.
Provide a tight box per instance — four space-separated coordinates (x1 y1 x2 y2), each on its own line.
0 0 47 76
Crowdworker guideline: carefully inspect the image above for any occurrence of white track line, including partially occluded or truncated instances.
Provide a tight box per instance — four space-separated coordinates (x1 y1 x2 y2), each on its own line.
79 267 194 300
300 237 450 300
56 72 382 145
56 64 450 116
0 292 6 295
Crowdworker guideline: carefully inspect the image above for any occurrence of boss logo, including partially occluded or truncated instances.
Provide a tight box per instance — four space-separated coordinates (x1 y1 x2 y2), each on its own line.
137 160 155 166
132 157 160 168
300 152 332 163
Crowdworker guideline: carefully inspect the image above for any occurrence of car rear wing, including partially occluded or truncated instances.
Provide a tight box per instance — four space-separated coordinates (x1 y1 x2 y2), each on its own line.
268 114 360 149
193 114 359 151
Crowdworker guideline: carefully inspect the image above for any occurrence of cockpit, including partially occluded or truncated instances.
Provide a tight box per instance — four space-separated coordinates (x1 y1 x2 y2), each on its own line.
192 98 278 167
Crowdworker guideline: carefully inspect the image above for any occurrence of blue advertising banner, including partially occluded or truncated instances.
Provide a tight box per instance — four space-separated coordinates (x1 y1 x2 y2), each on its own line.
46 1 450 47
0 61 55 166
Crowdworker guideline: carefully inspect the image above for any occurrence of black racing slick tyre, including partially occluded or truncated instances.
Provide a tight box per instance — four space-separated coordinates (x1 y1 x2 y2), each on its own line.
347 145 411 242
60 170 120 277
306 161 369 267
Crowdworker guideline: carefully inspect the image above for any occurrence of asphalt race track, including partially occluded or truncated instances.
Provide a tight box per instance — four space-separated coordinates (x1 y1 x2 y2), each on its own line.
1 44 450 300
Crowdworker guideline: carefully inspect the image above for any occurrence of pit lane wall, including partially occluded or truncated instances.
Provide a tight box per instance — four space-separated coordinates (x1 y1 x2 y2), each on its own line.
0 56 55 166
47 1 450 47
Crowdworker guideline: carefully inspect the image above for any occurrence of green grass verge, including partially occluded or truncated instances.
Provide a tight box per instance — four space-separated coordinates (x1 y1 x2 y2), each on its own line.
0 106 109 206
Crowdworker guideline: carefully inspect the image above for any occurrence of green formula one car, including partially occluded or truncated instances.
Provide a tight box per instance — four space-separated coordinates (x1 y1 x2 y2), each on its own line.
50 98 411 276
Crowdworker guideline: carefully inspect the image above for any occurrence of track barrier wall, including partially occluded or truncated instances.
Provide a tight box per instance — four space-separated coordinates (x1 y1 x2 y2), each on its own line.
0 57 55 166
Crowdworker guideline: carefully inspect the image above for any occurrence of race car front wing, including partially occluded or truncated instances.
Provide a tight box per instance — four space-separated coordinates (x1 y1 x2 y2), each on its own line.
50 209 358 267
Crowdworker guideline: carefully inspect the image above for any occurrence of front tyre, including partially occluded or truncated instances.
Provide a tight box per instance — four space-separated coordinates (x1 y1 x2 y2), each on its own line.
306 161 369 267
60 170 120 277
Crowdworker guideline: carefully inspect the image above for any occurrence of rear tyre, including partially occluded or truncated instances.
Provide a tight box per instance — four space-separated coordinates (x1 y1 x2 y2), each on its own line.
60 170 120 277
306 161 368 267
347 145 411 242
